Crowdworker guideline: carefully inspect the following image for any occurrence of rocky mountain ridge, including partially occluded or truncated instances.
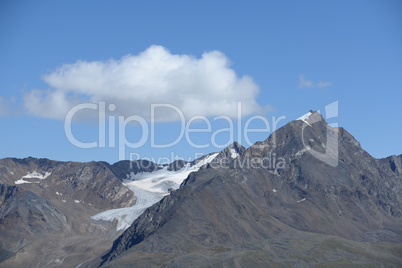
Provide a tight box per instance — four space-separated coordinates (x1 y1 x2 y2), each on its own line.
0 144 245 267
93 112 402 267
0 112 401 267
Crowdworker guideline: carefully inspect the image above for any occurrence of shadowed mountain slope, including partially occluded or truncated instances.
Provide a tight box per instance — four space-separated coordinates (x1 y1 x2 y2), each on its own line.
0 158 137 267
0 144 246 267
94 112 402 267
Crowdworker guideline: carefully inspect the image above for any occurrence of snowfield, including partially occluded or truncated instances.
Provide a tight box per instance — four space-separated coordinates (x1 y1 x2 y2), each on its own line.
91 153 219 231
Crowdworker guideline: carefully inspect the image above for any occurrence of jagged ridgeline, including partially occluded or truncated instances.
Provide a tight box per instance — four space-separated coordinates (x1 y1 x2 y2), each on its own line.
1 112 401 267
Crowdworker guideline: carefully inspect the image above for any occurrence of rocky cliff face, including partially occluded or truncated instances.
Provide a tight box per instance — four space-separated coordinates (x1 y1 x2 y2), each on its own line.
0 157 138 267
0 184 67 262
0 158 136 209
95 112 402 267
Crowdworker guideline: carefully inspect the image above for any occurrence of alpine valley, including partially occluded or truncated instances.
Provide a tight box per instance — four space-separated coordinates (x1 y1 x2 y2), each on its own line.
1 112 401 267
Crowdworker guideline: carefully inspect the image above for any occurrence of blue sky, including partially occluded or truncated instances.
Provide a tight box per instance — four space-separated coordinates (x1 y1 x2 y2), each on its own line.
0 0 401 164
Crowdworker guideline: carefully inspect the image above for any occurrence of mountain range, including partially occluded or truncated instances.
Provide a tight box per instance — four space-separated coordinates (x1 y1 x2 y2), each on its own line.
1 112 401 267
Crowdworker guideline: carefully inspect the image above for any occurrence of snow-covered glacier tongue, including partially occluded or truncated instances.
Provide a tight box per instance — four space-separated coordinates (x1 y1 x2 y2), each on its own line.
91 153 219 231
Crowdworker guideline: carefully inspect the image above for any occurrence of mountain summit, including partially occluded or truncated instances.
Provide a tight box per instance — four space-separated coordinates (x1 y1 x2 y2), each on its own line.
92 114 402 267
1 114 401 267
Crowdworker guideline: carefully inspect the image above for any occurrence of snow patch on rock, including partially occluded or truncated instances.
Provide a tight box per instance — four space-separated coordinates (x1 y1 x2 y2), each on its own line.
297 198 306 203
297 111 312 126
15 171 52 185
230 149 239 159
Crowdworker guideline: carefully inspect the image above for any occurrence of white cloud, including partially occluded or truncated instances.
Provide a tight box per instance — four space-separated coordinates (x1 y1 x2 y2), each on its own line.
299 75 332 89
24 45 263 121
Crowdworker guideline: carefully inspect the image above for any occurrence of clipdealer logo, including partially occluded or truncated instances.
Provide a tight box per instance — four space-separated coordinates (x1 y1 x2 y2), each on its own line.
64 102 286 161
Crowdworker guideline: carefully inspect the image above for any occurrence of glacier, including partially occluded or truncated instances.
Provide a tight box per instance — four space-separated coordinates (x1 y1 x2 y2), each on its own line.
91 153 219 231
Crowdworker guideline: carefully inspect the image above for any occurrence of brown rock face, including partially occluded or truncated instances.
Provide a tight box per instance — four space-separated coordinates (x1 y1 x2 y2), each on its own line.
0 158 137 267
